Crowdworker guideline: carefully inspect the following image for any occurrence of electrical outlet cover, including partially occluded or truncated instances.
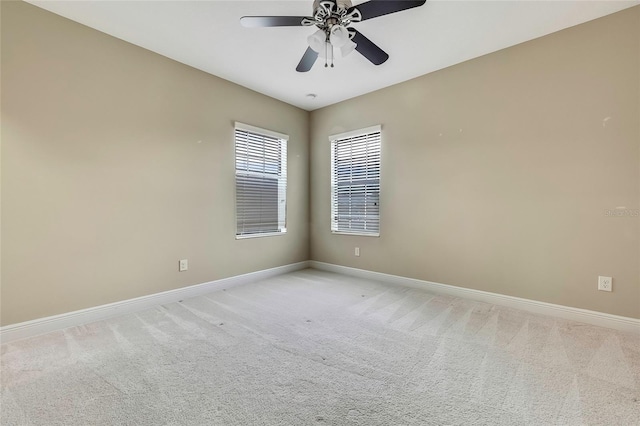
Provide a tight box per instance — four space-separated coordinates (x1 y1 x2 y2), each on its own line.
179 259 188 272
598 276 612 292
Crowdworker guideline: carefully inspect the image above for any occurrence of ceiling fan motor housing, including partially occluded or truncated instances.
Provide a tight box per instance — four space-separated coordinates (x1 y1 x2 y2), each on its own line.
313 0 352 15
310 0 361 33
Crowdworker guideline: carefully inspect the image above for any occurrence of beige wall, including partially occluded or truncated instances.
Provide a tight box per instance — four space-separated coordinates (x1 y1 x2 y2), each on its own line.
310 7 640 318
1 1 309 325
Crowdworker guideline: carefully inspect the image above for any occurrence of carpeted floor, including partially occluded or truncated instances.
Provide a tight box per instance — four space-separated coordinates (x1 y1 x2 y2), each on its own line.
1 269 639 425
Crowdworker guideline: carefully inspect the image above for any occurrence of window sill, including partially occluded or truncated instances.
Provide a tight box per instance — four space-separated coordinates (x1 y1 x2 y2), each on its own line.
331 231 380 237
236 230 287 240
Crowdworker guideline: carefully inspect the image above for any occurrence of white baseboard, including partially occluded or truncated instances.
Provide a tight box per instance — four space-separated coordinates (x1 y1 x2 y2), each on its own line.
0 261 310 344
310 261 640 334
4 260 636 343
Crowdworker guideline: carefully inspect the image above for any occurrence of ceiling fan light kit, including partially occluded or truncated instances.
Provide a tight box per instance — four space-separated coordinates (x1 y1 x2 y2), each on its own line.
240 0 427 72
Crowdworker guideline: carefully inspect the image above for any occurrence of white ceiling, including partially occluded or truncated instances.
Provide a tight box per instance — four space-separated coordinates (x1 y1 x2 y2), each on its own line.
28 0 639 111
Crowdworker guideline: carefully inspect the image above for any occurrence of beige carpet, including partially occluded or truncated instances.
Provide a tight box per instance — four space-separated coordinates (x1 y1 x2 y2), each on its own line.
1 269 639 425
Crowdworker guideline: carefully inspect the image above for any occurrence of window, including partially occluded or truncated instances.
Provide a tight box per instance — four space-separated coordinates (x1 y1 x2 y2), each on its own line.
330 125 381 236
235 122 287 238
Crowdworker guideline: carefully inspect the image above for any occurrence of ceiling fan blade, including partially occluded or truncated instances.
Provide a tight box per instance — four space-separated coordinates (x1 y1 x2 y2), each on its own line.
240 16 310 27
349 0 426 21
296 47 319 72
351 30 389 65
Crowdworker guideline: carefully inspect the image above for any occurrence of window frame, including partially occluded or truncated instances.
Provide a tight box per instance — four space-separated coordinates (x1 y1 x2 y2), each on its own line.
234 122 288 240
330 125 382 237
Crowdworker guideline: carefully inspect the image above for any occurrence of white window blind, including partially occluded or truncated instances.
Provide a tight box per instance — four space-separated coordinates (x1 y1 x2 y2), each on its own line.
330 125 381 236
235 123 287 238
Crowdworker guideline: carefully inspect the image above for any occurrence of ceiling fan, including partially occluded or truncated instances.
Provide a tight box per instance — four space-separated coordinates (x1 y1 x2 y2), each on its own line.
240 0 427 72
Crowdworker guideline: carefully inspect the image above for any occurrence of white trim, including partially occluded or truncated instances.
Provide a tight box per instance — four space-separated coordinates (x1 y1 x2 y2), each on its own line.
310 261 640 334
234 121 289 141
235 230 287 240
329 124 381 141
0 261 310 344
331 231 380 237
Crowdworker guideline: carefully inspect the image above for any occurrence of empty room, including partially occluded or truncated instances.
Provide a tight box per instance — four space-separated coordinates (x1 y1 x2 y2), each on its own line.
1 0 639 424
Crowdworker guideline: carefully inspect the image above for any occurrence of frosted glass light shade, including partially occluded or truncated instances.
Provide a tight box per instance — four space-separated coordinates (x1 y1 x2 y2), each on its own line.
329 25 349 47
307 30 326 53
340 39 357 57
